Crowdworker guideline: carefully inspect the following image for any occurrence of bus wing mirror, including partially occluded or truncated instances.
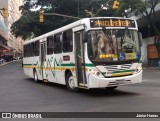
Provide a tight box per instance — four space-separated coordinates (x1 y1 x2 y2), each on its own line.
138 32 142 47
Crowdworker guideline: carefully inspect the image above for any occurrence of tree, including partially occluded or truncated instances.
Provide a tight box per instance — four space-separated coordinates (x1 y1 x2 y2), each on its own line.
113 0 142 17
11 0 108 39
115 0 160 36
115 0 160 64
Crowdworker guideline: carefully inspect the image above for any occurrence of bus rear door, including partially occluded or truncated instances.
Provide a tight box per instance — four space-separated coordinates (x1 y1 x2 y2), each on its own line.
40 40 47 80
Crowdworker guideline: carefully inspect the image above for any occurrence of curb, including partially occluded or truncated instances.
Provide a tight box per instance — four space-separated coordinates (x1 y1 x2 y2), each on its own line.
0 61 15 67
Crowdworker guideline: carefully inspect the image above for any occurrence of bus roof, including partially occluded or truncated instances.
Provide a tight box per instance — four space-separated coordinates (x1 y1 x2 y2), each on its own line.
24 17 137 45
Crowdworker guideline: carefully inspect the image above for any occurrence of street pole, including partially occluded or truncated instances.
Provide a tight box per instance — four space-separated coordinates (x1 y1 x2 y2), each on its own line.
43 13 81 20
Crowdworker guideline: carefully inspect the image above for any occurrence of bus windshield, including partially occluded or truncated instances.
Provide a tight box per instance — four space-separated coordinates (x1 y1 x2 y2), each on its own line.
87 29 141 64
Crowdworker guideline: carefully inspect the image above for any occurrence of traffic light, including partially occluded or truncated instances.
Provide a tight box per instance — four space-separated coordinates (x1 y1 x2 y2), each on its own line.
39 11 44 22
2 7 7 18
112 0 120 9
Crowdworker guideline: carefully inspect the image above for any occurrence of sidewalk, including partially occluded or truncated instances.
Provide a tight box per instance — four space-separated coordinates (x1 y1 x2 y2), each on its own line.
142 65 160 69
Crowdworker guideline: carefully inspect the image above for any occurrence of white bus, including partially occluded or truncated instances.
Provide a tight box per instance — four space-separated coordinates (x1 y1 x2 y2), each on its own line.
23 17 142 91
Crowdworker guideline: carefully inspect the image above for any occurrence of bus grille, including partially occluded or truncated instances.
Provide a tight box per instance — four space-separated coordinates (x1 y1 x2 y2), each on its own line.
108 80 132 87
104 64 132 72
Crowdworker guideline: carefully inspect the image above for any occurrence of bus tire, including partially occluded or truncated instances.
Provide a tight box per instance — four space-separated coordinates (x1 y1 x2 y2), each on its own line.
66 72 78 92
33 69 40 83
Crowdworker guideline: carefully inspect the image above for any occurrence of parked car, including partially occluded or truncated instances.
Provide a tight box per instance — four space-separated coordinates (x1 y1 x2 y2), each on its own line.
13 57 17 60
0 58 4 64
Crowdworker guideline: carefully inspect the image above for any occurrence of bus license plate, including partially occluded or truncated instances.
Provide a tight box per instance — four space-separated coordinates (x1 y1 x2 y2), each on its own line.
116 79 125 84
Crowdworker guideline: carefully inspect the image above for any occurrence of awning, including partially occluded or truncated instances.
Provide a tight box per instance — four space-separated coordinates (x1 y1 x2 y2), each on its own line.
0 29 8 41
0 43 10 52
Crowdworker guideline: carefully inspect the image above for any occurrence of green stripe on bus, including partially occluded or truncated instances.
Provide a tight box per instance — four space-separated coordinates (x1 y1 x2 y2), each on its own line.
85 63 94 67
23 63 95 67
112 69 135 74
61 63 75 66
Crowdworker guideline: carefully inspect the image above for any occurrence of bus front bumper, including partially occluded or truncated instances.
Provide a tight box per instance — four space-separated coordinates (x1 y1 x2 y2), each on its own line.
88 70 142 88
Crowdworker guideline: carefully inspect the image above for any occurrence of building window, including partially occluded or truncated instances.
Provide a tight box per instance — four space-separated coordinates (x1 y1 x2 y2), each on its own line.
63 29 73 52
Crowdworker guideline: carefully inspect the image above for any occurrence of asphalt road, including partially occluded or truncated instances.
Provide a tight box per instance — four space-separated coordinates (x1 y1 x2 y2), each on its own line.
0 61 160 121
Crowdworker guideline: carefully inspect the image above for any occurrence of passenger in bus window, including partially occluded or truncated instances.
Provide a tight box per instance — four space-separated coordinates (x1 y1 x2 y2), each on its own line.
96 31 115 58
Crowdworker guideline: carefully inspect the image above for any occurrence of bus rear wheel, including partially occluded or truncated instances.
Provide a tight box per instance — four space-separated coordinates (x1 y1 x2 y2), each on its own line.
66 73 78 92
33 70 40 83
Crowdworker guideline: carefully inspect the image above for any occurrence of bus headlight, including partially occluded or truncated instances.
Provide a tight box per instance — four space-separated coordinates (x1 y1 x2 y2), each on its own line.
137 66 142 71
91 70 96 75
134 64 142 74
88 68 104 77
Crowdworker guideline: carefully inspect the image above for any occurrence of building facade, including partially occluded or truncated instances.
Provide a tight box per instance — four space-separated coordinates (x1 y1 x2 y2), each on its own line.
0 3 9 57
0 0 24 58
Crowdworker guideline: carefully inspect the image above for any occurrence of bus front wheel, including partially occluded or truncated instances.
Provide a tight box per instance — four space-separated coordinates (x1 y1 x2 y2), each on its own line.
66 73 78 92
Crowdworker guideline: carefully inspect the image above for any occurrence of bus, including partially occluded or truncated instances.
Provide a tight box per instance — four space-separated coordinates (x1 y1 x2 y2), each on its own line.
23 17 142 91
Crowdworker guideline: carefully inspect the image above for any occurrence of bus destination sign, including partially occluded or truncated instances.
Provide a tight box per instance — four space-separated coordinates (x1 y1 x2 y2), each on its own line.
90 19 136 28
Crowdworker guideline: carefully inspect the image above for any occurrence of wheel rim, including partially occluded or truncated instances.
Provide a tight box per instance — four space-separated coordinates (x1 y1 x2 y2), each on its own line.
68 76 76 89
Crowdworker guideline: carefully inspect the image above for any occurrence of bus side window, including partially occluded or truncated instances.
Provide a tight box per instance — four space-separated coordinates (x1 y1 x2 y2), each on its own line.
63 29 73 52
54 33 62 54
29 44 32 57
47 36 54 55
34 41 40 56
31 42 35 57
26 45 28 57
26 44 30 57
23 45 26 57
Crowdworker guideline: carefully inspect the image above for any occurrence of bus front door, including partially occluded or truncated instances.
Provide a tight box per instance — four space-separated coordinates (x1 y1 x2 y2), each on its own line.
40 42 47 80
74 31 86 86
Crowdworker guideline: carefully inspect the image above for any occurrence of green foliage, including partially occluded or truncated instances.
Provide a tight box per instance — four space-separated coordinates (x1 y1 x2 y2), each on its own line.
11 11 55 40
12 0 112 40
115 0 160 36
11 0 160 40
113 0 143 17
14 0 148 39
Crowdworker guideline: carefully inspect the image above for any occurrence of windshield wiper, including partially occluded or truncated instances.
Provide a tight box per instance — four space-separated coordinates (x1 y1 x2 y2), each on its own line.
102 27 113 43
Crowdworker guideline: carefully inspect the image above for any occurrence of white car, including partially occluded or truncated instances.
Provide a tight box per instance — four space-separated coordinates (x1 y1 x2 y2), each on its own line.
0 58 3 64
